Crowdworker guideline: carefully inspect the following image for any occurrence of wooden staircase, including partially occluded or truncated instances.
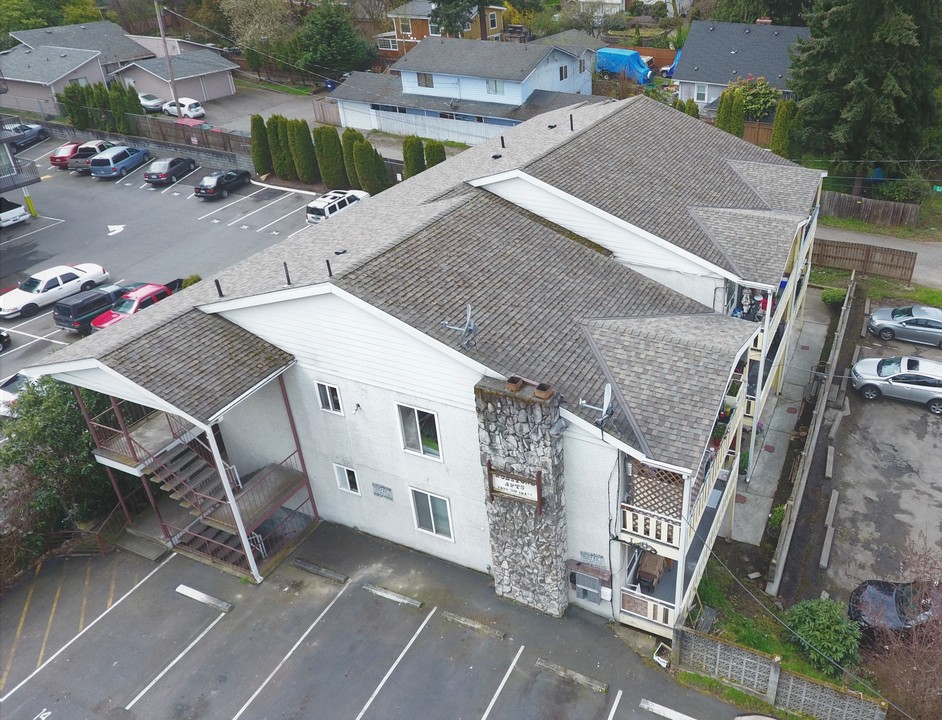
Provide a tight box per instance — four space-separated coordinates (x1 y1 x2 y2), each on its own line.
147 443 228 522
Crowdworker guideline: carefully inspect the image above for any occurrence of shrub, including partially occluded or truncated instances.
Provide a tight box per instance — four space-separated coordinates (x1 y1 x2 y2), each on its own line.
341 128 364 190
251 114 273 176
402 135 426 179
770 99 796 158
715 89 731 132
288 119 319 184
313 126 348 189
684 98 699 118
729 89 745 138
727 75 780 121
784 598 860 676
276 118 296 181
425 140 446 168
353 139 390 195
767 504 785 534
874 176 931 204
182 274 202 288
266 116 288 179
821 288 847 308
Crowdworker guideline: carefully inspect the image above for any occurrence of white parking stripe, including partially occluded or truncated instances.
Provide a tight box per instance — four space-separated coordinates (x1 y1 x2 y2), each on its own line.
0 217 65 247
480 644 524 720
196 187 265 220
256 205 306 233
639 698 698 720
6 309 54 330
606 689 623 720
0 554 176 703
353 606 438 720
161 167 200 194
125 612 225 710
226 192 295 227
231 583 349 720
287 224 310 238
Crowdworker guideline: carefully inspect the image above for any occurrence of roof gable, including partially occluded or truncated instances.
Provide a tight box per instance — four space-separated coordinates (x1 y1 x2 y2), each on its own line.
0 44 101 85
392 37 558 82
11 21 153 66
111 49 237 81
674 20 808 90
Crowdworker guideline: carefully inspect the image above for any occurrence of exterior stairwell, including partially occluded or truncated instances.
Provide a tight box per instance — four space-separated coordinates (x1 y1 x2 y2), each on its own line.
147 443 229 523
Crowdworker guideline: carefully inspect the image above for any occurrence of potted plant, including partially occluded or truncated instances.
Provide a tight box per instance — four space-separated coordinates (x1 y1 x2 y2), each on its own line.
738 450 750 480
767 503 786 538
711 423 727 448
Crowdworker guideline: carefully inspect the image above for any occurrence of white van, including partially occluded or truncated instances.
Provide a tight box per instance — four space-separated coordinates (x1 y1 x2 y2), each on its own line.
305 190 369 225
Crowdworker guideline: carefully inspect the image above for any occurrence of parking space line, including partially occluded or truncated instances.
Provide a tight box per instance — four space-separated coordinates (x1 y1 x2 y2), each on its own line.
606 689 623 720
196 188 265 220
107 558 118 609
0 553 176 703
79 558 92 631
0 565 40 692
353 606 438 720
287 224 310 238
36 565 64 667
257 205 306 233
0 217 65 247
480 644 524 720
161 168 200 194
232 583 349 720
1 331 68 357
226 192 295 227
125 612 226 710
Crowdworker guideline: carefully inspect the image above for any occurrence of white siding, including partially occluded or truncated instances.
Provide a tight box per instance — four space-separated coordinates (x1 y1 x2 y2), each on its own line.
563 423 620 618
336 99 508 145
677 80 724 106
399 69 525 105
523 50 587 97
218 376 295 476
338 100 379 132
483 175 723 307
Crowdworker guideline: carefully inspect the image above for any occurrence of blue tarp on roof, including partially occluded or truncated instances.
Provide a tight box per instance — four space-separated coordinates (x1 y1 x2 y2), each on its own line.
596 48 653 85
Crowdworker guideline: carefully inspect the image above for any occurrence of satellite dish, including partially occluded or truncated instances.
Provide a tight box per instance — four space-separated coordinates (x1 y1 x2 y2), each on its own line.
580 382 614 428
441 304 477 350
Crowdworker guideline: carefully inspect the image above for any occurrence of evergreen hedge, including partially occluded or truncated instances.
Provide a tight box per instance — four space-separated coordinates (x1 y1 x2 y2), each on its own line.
425 140 446 168
313 126 348 189
341 128 365 190
289 120 320 184
730 90 745 138
251 114 273 176
353 140 390 195
684 98 699 119
266 116 288 178
770 99 796 158
402 135 426 178
277 117 297 181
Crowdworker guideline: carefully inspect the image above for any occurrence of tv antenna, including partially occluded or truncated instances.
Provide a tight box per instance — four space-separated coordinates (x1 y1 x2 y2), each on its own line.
580 382 614 428
441 304 477 350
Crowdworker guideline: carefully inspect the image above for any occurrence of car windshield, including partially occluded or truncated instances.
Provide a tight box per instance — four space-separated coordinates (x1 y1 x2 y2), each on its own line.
890 306 914 320
896 584 931 622
876 357 902 377
149 160 170 172
18 276 42 293
141 95 158 102
111 298 137 315
308 206 327 217
1 374 29 393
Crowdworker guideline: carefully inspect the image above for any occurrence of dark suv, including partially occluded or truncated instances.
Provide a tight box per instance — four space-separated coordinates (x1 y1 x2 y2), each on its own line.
53 283 143 335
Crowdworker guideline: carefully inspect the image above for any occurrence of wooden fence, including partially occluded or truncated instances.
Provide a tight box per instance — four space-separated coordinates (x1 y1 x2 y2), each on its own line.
812 239 916 284
313 97 341 126
701 118 773 148
820 190 920 227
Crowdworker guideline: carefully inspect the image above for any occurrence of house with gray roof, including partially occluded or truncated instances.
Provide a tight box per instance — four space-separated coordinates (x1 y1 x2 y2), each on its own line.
0 45 105 115
10 21 152 75
332 37 602 144
23 96 822 640
674 20 808 108
110 49 238 103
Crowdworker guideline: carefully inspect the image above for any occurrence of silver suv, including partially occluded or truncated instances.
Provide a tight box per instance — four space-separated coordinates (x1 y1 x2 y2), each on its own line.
851 355 942 415
867 304 942 348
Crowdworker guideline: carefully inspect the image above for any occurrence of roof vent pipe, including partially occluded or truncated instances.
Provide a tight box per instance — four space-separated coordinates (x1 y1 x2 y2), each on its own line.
500 135 505 149
326 259 333 277
214 279 223 297
283 261 291 286
569 113 573 131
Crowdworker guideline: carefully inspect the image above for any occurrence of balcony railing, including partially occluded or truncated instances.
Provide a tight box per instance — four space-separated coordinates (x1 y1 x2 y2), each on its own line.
0 158 40 192
620 586 676 628
619 504 681 551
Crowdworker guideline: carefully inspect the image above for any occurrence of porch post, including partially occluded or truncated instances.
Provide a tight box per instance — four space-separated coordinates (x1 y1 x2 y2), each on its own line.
110 396 139 463
105 466 132 525
72 386 97 447
140 473 169 541
204 424 261 582
676 471 692 616
278 374 318 519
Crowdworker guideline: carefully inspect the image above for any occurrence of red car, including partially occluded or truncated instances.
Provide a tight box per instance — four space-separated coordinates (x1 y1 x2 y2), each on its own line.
91 283 172 331
49 141 82 169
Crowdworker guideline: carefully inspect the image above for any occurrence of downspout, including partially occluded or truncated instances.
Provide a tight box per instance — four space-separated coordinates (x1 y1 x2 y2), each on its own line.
746 289 773 482
204 424 262 582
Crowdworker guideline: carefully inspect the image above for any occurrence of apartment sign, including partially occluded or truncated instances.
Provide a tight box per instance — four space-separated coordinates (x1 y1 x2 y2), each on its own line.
486 461 543 514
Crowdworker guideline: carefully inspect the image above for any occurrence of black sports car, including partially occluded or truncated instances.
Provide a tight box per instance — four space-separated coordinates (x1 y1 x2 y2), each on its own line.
848 580 935 633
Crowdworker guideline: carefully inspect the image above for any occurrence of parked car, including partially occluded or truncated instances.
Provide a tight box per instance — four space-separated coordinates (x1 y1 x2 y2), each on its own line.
305 189 369 224
91 282 175 331
867 304 942 348
143 157 197 185
850 355 942 415
0 263 110 319
89 146 151 178
53 283 145 335
6 122 48 150
0 197 30 228
0 329 11 353
0 373 32 418
162 97 205 119
66 139 115 173
194 169 250 199
848 579 936 634
137 93 165 112
49 140 82 168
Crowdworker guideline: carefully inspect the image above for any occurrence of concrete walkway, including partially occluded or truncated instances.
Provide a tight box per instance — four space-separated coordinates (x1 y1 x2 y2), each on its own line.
732 287 831 545
815 225 941 287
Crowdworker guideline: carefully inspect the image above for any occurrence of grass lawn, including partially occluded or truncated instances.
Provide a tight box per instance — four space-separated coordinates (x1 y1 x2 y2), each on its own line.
234 77 312 96
810 268 942 306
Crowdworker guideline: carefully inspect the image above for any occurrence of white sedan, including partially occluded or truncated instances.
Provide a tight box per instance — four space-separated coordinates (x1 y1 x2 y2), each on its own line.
0 263 110 319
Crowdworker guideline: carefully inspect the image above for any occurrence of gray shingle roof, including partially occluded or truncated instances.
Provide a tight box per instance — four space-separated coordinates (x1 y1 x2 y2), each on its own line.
0 44 100 85
523 97 821 284
392 37 569 81
99 308 293 423
673 20 808 90
388 0 434 17
332 71 611 121
111 49 237 81
11 21 153 66
531 30 607 52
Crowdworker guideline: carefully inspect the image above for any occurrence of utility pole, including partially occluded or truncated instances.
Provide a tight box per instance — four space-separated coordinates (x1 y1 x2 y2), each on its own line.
155 1 183 118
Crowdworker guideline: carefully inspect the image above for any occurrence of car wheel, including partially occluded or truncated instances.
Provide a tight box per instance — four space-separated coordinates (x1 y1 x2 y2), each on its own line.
221 189 229 198
878 328 895 341
21 304 38 318
860 385 881 401
119 167 127 177
928 399 942 415
601 71 612 80
189 162 196 171
81 281 95 291
170 174 178 183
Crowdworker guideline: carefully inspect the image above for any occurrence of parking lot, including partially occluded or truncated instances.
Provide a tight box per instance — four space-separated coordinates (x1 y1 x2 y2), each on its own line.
0 523 740 720
1 136 317 378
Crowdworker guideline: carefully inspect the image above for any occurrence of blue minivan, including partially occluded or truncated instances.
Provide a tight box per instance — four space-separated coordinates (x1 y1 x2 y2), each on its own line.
89 146 151 178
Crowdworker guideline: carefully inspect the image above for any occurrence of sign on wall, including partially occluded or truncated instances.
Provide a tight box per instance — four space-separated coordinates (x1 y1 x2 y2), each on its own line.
486 460 543 514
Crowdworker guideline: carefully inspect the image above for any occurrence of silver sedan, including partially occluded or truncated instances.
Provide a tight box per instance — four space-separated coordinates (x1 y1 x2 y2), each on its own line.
851 355 942 415
867 305 942 348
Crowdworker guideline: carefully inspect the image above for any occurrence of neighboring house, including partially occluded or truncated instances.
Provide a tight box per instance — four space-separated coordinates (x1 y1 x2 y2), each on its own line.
332 37 600 144
1 81 42 192
673 19 808 108
0 45 105 115
574 0 626 17
531 29 608 52
111 50 238 103
25 96 822 641
376 0 506 61
10 21 152 76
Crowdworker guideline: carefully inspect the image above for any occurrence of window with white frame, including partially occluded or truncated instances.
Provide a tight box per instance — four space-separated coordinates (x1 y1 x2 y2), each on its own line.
486 78 504 95
400 17 412 34
398 404 440 458
579 58 586 74
377 37 398 51
559 65 568 81
695 84 707 102
417 72 434 88
488 12 497 29
334 464 360 494
411 489 452 539
463 21 472 31
317 382 342 414
429 21 440 35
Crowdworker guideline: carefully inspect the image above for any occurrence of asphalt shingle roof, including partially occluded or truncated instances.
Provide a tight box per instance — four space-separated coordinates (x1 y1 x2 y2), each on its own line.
0 44 100 85
673 20 808 90
388 0 434 17
392 37 571 81
332 71 611 122
111 49 237 81
11 21 152 66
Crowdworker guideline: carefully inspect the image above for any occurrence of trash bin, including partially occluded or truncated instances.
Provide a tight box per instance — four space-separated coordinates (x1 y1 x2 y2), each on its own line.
325 80 337 92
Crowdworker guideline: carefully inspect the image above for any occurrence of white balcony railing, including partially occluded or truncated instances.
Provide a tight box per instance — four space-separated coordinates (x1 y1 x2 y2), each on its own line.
619 504 681 552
